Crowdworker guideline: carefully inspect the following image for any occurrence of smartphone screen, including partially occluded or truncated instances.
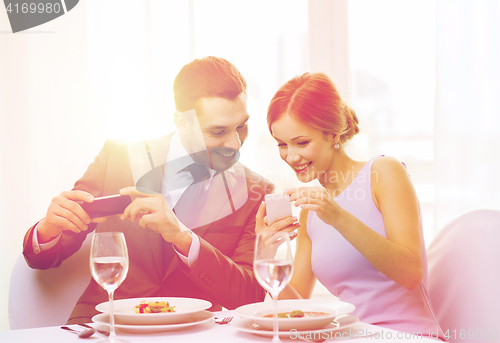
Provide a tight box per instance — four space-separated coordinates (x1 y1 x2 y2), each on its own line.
265 194 293 225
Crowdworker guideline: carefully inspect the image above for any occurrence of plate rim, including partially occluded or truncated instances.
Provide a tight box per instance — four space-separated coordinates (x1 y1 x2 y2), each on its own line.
92 311 214 332
230 315 359 337
95 297 212 316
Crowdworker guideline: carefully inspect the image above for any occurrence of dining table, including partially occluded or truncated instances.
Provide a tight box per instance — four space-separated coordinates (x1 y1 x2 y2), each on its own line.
1 310 441 343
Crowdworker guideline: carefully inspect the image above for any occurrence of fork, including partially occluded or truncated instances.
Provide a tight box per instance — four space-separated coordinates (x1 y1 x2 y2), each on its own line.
214 316 233 324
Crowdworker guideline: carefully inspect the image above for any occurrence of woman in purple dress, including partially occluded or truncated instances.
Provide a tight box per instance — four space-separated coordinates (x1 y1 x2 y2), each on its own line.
256 72 445 340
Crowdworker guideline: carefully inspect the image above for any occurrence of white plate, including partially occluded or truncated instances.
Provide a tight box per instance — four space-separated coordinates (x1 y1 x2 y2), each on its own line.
235 299 355 331
95 297 212 325
92 311 214 333
231 314 359 338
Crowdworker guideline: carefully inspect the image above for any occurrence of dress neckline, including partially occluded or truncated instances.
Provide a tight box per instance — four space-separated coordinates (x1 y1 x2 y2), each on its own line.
333 156 379 199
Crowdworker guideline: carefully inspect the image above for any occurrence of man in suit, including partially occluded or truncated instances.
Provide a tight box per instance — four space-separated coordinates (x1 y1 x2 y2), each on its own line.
22 57 298 324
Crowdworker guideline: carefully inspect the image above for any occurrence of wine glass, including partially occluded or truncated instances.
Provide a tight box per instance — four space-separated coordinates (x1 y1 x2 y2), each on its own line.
90 232 130 343
254 231 293 342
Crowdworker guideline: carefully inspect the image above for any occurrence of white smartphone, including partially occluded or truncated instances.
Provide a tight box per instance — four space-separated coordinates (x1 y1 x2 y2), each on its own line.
265 193 293 225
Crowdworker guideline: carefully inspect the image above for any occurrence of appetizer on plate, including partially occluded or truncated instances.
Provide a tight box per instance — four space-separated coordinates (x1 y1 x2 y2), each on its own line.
134 300 175 313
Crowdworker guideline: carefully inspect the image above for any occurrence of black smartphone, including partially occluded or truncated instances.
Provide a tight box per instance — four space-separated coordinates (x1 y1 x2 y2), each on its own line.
81 194 132 218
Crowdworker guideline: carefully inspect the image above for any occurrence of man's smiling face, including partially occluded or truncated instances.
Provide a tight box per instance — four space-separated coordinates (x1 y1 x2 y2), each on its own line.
180 93 249 171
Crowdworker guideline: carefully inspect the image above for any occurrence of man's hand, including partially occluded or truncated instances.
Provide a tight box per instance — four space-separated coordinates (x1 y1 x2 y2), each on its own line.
38 190 106 243
119 187 192 255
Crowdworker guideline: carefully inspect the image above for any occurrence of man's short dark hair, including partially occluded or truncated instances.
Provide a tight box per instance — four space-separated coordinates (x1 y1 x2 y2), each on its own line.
173 56 247 113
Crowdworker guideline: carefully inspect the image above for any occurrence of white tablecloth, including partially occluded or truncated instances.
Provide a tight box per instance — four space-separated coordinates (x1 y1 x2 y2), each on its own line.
0 311 440 342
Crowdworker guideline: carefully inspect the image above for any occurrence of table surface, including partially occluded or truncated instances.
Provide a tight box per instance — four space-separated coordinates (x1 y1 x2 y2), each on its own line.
1 311 440 343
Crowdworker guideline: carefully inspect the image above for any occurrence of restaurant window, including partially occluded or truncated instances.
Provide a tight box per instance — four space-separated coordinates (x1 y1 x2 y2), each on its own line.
347 0 437 246
191 0 310 194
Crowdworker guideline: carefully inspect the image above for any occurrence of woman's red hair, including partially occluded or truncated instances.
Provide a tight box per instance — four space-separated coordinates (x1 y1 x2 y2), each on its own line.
267 72 359 142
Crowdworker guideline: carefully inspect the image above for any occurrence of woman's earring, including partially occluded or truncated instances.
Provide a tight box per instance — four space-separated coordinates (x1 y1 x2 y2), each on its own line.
334 141 340 150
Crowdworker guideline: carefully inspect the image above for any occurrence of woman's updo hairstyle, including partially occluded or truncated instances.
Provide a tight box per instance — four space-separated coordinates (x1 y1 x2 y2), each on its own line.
267 72 359 143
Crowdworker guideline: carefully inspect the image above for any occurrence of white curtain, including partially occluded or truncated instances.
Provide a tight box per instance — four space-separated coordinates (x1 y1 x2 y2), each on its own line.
0 1 196 330
434 0 500 233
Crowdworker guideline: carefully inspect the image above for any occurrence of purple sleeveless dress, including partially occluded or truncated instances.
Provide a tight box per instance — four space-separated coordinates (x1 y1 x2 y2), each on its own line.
307 156 445 340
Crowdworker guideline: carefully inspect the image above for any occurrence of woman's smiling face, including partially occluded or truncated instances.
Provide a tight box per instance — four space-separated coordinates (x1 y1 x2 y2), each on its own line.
271 113 336 183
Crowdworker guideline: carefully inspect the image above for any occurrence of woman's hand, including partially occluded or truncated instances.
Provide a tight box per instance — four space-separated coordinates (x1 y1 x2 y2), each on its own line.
255 200 300 239
285 187 343 228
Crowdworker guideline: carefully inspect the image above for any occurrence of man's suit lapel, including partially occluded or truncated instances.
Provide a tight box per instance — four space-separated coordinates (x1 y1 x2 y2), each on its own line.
130 134 172 277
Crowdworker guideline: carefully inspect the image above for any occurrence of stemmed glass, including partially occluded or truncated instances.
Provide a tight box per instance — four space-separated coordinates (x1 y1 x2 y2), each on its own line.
254 231 293 342
90 232 130 343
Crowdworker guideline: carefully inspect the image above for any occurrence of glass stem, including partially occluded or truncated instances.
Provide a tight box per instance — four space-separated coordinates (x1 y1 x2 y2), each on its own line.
271 291 281 343
108 289 117 339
